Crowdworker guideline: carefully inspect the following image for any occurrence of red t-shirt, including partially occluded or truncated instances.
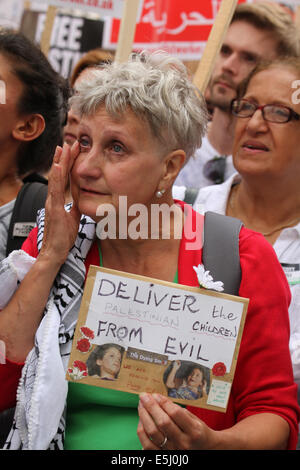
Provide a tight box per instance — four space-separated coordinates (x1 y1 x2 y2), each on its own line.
1 202 299 448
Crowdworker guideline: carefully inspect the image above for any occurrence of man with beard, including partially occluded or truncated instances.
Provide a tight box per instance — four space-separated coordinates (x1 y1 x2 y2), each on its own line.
174 2 300 189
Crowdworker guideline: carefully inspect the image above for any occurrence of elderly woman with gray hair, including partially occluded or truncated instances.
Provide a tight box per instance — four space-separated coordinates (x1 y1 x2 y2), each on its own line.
0 52 299 450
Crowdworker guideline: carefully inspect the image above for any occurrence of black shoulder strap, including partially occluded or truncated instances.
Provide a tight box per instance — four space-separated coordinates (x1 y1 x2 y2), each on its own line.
6 182 48 256
203 211 243 296
183 187 199 206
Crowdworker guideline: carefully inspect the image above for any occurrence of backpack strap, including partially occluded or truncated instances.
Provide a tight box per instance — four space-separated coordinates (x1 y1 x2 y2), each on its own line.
203 211 243 296
183 187 199 206
6 182 48 256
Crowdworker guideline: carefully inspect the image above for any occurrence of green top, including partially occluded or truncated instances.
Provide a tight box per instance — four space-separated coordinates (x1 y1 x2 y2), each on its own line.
65 243 178 450
65 384 142 450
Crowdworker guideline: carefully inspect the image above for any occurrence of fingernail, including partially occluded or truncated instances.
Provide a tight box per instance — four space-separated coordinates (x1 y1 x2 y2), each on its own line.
139 392 150 404
138 400 144 410
53 146 61 162
153 393 162 403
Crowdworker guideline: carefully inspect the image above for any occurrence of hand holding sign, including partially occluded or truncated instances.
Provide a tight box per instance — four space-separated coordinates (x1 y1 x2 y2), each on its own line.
67 265 248 412
137 392 215 450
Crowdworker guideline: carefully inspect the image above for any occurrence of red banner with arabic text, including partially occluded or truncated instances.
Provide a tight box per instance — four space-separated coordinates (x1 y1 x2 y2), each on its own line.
103 0 248 60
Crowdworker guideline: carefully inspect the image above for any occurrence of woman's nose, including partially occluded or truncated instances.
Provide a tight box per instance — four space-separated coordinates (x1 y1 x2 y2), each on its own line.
246 109 268 133
66 108 80 126
76 150 102 179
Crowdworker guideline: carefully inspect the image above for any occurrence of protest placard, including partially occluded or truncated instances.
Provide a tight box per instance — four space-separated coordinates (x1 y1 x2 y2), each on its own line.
40 5 57 54
0 0 24 30
67 265 248 412
193 0 238 93
34 0 143 19
103 0 248 61
24 0 142 73
20 8 105 77
114 0 140 62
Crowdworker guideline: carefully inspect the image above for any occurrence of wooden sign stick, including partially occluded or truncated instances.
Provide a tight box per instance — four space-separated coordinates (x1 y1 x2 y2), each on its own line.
193 0 238 93
115 0 140 63
40 5 57 56
295 5 300 28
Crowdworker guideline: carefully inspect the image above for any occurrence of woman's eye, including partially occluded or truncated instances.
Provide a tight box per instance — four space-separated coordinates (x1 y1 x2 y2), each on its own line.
110 142 124 154
78 137 91 151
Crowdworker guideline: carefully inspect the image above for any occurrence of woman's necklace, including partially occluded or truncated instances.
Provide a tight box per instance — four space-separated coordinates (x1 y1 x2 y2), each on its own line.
228 184 300 237
261 219 300 237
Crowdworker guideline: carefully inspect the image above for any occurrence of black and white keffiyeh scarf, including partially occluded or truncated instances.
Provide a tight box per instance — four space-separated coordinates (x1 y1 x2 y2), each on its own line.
2 207 96 449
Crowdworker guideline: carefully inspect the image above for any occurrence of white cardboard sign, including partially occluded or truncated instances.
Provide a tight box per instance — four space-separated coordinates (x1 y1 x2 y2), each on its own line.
67 266 248 412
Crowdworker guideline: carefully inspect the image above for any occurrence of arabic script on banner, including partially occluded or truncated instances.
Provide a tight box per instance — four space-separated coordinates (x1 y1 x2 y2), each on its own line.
103 0 248 60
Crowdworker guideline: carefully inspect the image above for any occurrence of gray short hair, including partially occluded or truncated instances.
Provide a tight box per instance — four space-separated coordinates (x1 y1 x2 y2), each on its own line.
71 51 208 160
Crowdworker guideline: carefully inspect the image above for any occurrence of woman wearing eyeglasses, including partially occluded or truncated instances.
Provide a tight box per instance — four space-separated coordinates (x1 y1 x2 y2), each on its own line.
214 58 300 243
174 57 300 445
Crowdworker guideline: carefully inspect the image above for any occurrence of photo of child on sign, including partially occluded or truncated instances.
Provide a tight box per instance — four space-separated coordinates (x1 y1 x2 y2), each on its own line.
86 343 125 381
163 360 210 401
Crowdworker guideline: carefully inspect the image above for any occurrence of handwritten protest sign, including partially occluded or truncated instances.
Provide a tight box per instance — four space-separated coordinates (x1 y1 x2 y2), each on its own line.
67 266 248 412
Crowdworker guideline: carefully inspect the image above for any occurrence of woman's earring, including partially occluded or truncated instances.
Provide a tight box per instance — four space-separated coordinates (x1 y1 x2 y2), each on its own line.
156 189 165 198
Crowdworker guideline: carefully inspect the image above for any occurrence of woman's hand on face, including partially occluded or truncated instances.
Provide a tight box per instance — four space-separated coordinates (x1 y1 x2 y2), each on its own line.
137 393 217 450
40 142 81 265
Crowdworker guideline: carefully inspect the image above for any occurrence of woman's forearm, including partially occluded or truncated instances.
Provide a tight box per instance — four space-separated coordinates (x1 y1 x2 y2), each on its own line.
0 145 82 363
210 413 290 450
0 253 63 362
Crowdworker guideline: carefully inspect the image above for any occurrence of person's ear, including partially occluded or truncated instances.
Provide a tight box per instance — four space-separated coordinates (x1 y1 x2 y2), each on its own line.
160 149 186 189
12 114 45 142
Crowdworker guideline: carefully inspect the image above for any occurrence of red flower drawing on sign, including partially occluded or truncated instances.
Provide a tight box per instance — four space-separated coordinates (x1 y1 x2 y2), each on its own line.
76 338 91 353
68 360 88 379
80 326 95 340
73 360 87 372
212 362 226 376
